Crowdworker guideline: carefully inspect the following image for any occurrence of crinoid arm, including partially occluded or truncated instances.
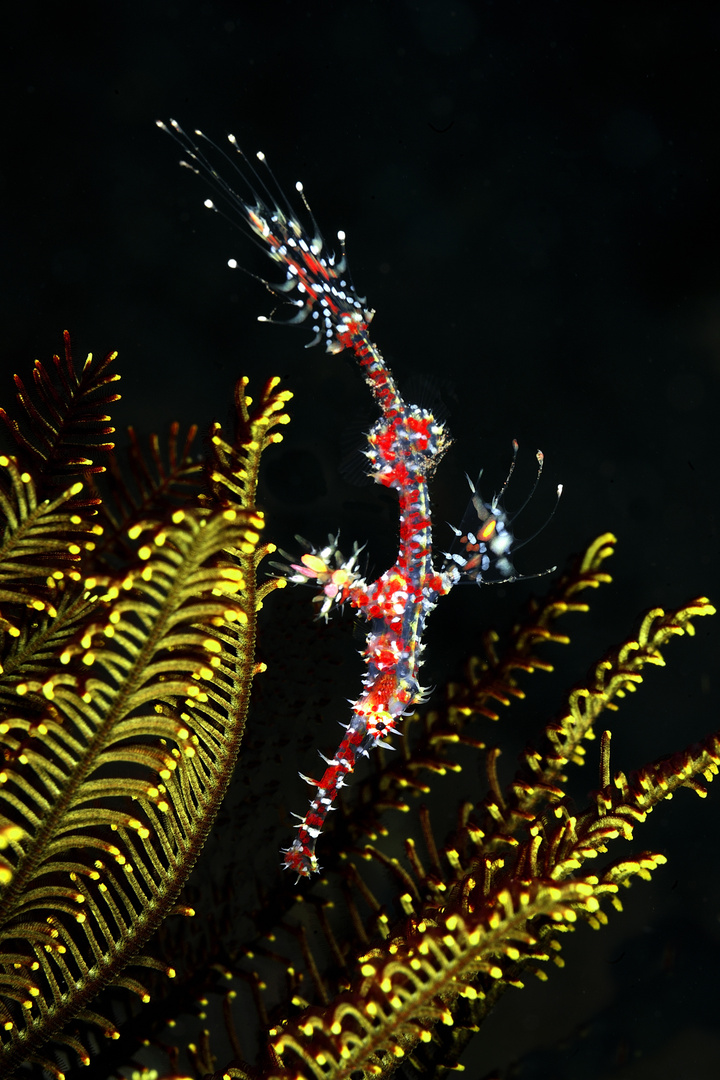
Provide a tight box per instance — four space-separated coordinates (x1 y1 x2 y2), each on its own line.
0 342 291 1075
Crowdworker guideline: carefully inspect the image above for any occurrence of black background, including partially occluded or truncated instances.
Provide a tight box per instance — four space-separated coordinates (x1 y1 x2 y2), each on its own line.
1 3 719 1078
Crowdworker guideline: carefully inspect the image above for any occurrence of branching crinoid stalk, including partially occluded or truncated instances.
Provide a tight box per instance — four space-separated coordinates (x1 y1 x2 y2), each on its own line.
0 335 291 1076
152 126 716 1080
244 560 715 1080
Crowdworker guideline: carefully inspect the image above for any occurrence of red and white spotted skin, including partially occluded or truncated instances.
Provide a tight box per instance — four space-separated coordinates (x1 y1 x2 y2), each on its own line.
157 120 547 877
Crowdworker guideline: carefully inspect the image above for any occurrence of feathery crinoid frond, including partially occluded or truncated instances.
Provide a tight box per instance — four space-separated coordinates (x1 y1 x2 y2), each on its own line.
0 331 120 513
0 455 94 637
221 538 714 1080
0 339 291 1077
90 422 204 568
